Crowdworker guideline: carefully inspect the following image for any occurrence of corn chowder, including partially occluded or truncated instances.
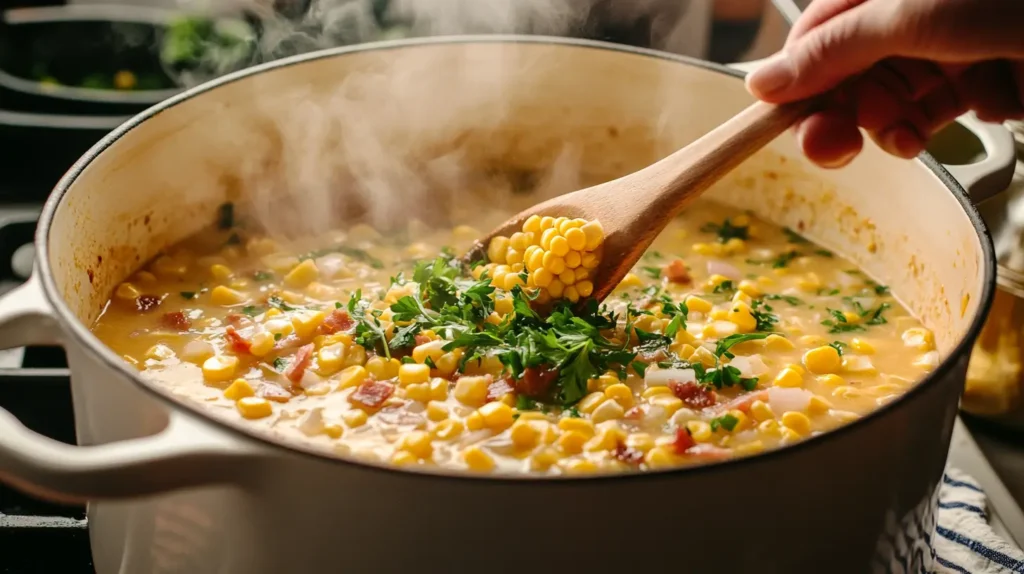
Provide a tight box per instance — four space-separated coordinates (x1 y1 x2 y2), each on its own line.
92 201 939 475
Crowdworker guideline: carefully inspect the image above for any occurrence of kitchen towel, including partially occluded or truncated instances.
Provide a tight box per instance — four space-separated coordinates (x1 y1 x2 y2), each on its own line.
934 468 1024 573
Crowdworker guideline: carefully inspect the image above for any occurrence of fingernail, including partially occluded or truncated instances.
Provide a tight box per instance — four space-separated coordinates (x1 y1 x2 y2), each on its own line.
881 126 924 159
746 54 796 98
818 149 861 169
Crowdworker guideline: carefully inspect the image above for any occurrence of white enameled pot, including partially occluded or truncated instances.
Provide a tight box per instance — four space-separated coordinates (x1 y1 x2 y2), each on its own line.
0 37 1016 574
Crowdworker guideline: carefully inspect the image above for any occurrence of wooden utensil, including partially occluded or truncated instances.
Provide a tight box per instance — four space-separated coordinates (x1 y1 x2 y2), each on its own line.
463 98 818 303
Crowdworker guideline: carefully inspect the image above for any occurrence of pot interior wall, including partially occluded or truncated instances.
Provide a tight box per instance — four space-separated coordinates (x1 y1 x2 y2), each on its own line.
46 40 987 361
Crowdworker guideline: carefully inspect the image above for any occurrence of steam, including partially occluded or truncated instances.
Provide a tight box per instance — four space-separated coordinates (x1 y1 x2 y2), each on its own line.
173 0 687 243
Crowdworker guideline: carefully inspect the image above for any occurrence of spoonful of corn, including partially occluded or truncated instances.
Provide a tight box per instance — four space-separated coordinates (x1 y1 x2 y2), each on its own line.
464 98 816 305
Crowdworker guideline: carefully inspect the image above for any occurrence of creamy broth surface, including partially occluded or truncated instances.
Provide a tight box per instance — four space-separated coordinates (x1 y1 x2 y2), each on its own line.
92 199 938 474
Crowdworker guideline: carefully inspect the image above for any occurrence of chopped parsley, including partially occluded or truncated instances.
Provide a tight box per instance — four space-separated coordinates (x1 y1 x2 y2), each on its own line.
424 356 438 369
750 300 779 332
644 251 664 260
782 227 809 244
272 357 287 371
642 266 662 279
224 232 241 246
714 333 771 359
829 341 847 356
268 296 296 312
821 308 866 334
710 413 739 432
764 293 803 306
253 270 274 281
700 218 749 243
712 280 736 295
817 288 841 296
180 291 197 300
631 360 649 378
747 250 800 269
814 249 834 258
241 305 264 317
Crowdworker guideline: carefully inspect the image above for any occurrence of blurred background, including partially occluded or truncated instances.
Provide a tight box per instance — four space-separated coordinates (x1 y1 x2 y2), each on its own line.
0 0 804 201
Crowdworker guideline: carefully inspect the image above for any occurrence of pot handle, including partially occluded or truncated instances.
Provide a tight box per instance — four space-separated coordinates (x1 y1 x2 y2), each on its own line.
945 112 1016 205
728 59 1017 204
0 279 264 503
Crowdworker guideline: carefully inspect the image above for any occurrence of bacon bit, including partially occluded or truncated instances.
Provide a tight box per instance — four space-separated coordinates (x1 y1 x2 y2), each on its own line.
349 380 395 409
414 334 432 346
135 294 162 312
225 314 246 327
161 311 191 331
613 442 644 465
285 344 315 384
681 443 732 461
225 326 252 354
486 377 515 402
377 407 426 427
257 383 293 403
669 381 717 409
318 310 354 335
516 365 558 398
714 390 769 415
664 259 691 284
672 428 696 454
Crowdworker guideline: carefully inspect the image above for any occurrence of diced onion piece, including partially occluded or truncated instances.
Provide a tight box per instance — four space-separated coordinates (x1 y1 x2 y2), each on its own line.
728 354 768 378
298 407 325 436
767 387 813 414
645 368 696 387
706 260 741 280
842 355 876 373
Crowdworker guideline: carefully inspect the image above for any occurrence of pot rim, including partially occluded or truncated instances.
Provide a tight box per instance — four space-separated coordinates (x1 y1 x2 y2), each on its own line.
36 34 998 483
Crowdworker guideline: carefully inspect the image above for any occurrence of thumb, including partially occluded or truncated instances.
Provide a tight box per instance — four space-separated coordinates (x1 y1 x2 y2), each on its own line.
746 1 897 103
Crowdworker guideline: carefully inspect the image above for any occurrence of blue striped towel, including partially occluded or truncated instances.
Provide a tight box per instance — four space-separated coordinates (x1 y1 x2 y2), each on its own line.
935 469 1024 573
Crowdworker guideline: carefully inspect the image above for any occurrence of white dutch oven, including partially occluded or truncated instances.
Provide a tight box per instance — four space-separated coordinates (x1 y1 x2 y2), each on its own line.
0 37 1016 573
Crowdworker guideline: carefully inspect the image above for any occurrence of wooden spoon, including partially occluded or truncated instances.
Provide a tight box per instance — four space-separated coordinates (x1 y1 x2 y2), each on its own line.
463 99 818 303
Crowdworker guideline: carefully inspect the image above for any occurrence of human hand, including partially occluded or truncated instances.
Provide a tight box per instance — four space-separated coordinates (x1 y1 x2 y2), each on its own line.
745 0 1024 168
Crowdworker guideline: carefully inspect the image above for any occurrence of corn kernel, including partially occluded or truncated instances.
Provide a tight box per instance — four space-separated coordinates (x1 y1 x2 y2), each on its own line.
644 446 677 468
765 334 795 351
781 411 812 435
542 252 566 275
366 356 401 380
210 285 246 306
549 235 570 257
685 296 713 314
773 367 805 388
557 430 588 454
523 215 542 234
642 386 673 398
391 451 418 466
487 236 510 264
452 376 490 407
808 395 833 415
202 355 239 382
146 344 175 361
817 374 845 386
210 263 233 282
687 420 712 442
749 400 775 422
426 401 448 422
291 310 326 338
236 397 272 419
115 282 140 301
850 338 875 355
727 302 757 332
463 446 495 472
586 427 626 452
336 365 369 391
510 420 542 450
283 259 320 288
796 273 822 292
581 220 605 250
576 280 594 298
530 447 560 471
758 419 781 437
398 431 434 459
405 382 431 402
618 273 643 290
434 419 464 440
578 392 608 414
902 327 935 351
734 440 765 457
732 290 753 306
581 252 600 269
429 378 449 401
557 417 596 436
323 424 344 439
603 383 634 408
548 279 565 298
342 409 368 428
803 346 842 374
397 363 430 387
626 433 655 452
477 402 514 430
243 331 273 357
224 379 255 401
591 399 625 423
692 242 718 255
563 459 599 474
